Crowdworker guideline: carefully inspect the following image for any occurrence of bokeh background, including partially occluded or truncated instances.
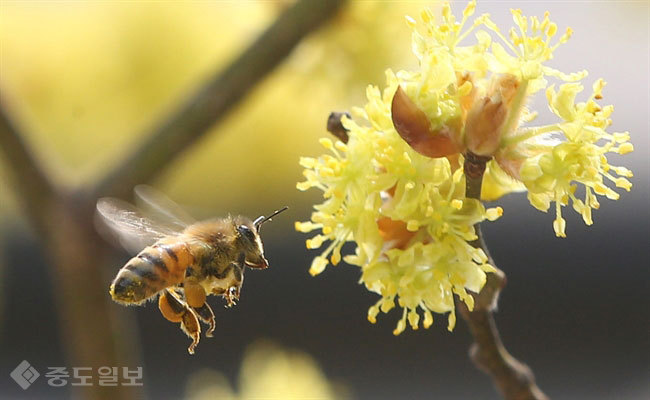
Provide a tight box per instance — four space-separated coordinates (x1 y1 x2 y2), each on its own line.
0 1 648 399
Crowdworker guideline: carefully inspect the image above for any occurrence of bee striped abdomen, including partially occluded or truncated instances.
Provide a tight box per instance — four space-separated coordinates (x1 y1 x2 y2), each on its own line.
110 239 193 305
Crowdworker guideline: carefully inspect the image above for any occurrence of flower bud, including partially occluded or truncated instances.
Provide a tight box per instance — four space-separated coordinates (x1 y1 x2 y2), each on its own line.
391 86 460 158
464 74 521 156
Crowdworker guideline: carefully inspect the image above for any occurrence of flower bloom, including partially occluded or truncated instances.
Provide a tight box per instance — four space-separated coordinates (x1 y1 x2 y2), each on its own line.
296 72 501 333
391 1 633 236
297 1 632 333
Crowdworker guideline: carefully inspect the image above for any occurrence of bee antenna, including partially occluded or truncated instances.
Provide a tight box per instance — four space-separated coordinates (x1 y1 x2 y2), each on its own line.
254 206 289 231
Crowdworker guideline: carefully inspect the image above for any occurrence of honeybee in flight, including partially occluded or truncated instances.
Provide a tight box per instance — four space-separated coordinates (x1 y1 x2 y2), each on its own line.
97 185 287 354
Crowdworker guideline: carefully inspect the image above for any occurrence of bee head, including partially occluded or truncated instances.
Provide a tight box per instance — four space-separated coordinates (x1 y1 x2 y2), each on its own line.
235 207 288 270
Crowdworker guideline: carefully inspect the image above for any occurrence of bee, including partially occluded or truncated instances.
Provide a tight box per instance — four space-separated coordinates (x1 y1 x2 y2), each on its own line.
96 185 287 354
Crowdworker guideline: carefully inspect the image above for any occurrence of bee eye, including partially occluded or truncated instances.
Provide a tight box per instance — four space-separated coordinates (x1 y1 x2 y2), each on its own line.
237 225 256 241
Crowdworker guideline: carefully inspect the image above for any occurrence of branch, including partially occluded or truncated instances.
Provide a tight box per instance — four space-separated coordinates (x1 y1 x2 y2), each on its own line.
458 152 548 400
0 100 58 232
93 0 347 199
0 100 142 400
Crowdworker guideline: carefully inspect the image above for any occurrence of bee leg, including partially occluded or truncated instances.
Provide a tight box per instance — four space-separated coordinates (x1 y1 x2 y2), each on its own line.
158 289 201 354
158 290 184 323
224 254 245 308
180 309 201 355
183 277 216 337
184 277 207 309
193 302 216 338
226 286 240 307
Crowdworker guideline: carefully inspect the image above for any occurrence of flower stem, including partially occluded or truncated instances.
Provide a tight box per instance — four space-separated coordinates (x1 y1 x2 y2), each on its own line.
460 151 549 400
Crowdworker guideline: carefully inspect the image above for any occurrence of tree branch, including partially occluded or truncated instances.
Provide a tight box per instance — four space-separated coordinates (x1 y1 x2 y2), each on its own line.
458 152 548 400
92 0 347 199
0 99 143 400
0 100 58 232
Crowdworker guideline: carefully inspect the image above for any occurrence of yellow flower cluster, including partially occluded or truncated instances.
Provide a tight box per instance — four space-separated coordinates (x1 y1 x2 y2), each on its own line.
518 80 633 237
396 0 633 236
297 1 633 332
297 71 501 333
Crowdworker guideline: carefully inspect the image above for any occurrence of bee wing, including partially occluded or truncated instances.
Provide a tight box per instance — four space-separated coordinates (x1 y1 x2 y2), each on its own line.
134 185 196 230
96 197 181 255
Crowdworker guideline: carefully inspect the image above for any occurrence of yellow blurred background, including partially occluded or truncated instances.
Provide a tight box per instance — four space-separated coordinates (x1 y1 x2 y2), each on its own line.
0 1 418 216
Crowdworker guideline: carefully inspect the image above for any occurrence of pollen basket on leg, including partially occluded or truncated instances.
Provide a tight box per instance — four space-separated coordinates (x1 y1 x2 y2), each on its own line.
159 291 185 323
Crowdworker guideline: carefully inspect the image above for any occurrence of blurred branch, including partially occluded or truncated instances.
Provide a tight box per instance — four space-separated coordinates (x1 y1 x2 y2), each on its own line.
0 101 57 232
459 153 548 400
0 99 142 399
93 0 347 199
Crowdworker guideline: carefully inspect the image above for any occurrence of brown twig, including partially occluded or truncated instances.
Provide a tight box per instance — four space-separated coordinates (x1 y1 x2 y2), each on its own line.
459 152 548 400
93 0 347 200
